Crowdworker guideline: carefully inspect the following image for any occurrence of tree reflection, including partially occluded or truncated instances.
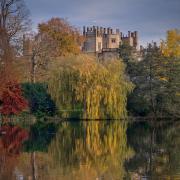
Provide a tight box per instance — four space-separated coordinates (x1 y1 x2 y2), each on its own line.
126 121 180 179
45 121 133 179
0 125 29 179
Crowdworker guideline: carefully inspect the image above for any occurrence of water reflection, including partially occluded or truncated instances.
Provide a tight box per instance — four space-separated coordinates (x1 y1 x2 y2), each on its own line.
47 121 133 179
0 125 29 179
0 121 180 179
126 121 180 179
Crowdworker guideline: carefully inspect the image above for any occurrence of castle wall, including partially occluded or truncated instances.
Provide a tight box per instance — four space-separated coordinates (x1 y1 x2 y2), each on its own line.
98 49 119 60
122 36 134 47
96 36 103 52
83 35 96 53
106 34 120 49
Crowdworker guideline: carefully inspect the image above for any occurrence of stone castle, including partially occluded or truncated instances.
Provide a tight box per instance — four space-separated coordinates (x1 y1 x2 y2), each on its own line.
82 26 139 57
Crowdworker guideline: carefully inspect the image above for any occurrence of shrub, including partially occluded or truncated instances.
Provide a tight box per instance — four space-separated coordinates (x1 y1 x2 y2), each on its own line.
22 83 56 118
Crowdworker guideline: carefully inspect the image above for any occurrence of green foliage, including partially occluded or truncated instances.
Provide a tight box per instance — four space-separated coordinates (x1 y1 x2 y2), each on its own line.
125 45 180 117
22 83 56 118
119 44 134 63
24 121 58 152
126 121 180 178
48 55 134 119
119 44 138 79
127 89 151 116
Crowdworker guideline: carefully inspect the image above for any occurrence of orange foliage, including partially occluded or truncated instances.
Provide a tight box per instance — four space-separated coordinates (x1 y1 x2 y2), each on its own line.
38 17 84 57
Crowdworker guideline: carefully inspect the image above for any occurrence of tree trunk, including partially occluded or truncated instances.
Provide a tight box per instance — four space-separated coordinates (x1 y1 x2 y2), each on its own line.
31 54 37 83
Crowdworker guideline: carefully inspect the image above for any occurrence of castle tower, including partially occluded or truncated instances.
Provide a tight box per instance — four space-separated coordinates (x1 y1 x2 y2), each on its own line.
133 31 139 49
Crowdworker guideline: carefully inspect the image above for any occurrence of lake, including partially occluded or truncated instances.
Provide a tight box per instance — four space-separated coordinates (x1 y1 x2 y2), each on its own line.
0 120 179 179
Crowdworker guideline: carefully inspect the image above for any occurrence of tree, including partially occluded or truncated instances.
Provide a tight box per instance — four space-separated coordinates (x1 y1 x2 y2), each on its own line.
119 44 140 81
23 32 49 83
0 0 30 44
38 17 83 57
22 83 56 118
48 55 133 119
24 17 83 83
161 29 180 58
0 0 30 95
160 29 180 116
0 81 28 120
127 45 169 117
127 30 180 117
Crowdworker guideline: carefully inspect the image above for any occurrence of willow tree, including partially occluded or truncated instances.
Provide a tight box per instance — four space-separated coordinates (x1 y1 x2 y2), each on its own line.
48 55 133 119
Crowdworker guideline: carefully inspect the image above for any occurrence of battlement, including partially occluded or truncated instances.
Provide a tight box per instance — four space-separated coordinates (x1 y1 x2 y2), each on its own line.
83 26 120 37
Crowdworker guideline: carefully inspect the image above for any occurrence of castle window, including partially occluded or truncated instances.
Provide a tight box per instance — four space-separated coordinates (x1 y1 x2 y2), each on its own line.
112 38 116 43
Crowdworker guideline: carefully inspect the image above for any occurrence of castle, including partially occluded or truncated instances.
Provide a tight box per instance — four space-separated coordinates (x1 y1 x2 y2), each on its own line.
82 26 139 59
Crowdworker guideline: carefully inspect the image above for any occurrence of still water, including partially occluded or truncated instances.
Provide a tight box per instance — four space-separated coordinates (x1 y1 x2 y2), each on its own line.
0 120 180 180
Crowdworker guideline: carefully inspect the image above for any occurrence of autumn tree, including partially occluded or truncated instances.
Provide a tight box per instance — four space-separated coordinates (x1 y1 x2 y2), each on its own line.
0 0 30 95
0 80 28 122
24 17 83 83
38 17 83 57
48 55 133 119
161 29 180 57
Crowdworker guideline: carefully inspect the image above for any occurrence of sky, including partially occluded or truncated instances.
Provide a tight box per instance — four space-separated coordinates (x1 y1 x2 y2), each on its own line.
26 0 180 46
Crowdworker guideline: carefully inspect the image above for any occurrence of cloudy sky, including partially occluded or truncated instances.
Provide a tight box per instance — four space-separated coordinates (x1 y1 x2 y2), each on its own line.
26 0 180 46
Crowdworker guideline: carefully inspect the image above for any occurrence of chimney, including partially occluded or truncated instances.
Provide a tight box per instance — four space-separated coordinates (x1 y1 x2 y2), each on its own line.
83 26 86 36
134 31 138 37
100 27 103 34
116 29 120 34
107 28 111 34
93 26 96 32
128 31 131 37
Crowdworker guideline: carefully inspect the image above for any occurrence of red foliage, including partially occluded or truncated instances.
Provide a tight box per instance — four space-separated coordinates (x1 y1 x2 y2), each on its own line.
0 81 28 115
0 125 29 154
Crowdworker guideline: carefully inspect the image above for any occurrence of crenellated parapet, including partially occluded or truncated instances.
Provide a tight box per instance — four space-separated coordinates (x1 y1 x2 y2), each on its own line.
83 26 121 37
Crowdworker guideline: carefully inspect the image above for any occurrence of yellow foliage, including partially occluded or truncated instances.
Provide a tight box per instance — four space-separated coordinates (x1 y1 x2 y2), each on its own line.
47 121 134 179
48 55 134 119
38 17 84 57
161 29 180 57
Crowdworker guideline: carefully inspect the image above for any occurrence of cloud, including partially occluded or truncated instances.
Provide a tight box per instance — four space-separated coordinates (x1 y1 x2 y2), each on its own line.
26 0 180 45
